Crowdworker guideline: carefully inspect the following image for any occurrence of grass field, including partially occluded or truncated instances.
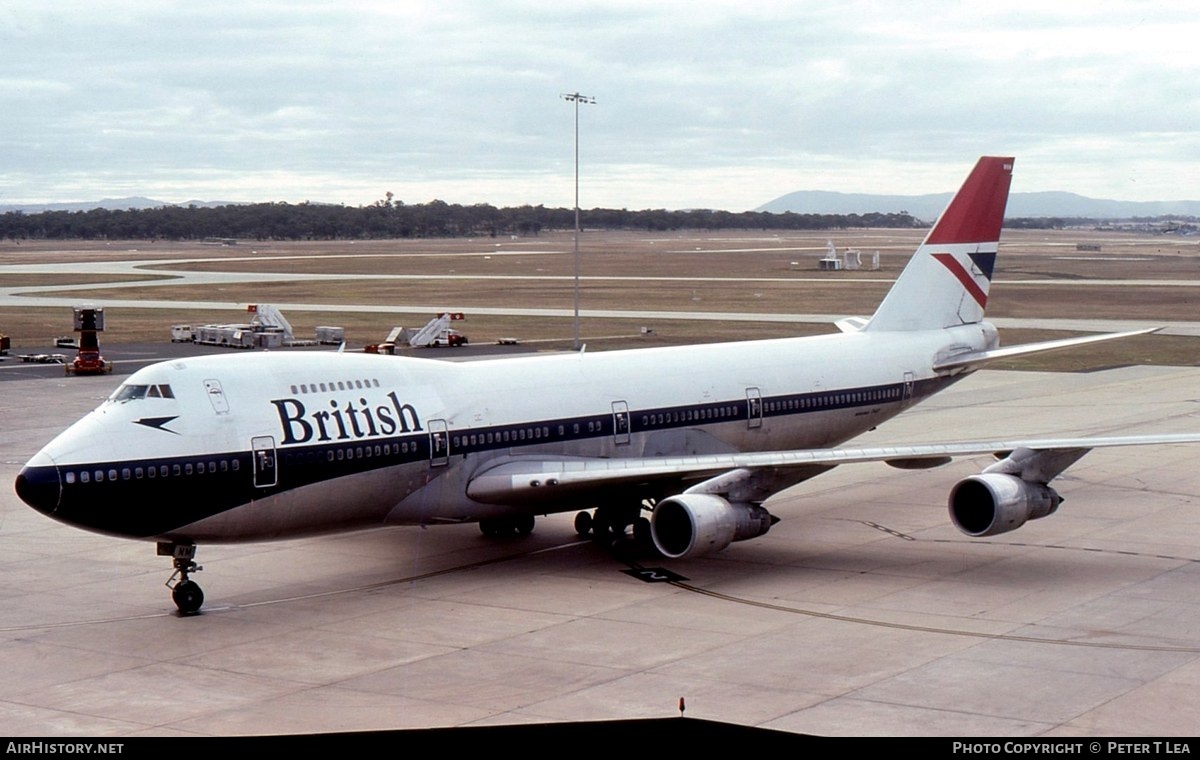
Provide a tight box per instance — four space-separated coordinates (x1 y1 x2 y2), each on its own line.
2 228 1198 370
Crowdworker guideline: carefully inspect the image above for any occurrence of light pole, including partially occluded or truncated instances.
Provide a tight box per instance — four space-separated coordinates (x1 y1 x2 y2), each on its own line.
561 92 595 351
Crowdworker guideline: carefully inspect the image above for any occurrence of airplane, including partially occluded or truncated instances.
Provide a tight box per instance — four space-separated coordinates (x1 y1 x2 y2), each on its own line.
15 156 1200 615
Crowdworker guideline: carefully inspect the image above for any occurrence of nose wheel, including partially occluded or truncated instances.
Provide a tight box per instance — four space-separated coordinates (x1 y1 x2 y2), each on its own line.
158 541 204 615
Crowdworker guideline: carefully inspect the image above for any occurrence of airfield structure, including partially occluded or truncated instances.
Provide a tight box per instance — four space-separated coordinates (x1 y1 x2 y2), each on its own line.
819 240 880 271
818 240 842 270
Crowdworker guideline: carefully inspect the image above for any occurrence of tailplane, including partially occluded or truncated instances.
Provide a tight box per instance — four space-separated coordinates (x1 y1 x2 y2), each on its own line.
865 156 1014 332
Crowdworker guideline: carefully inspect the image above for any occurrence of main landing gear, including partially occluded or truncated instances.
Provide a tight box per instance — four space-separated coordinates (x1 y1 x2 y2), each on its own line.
158 541 204 615
478 513 536 537
574 503 653 550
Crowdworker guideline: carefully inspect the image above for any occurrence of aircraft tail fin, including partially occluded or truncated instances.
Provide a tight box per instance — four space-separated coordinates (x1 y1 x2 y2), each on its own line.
865 156 1014 332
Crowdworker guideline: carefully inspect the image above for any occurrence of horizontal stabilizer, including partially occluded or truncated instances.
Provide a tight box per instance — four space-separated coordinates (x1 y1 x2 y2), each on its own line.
836 317 869 333
933 328 1160 374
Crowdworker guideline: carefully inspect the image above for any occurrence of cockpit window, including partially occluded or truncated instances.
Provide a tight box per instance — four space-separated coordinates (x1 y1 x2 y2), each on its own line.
113 385 148 401
111 384 175 402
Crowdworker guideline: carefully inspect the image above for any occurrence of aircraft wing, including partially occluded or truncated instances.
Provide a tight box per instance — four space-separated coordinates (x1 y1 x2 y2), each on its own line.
933 328 1159 374
466 432 1200 504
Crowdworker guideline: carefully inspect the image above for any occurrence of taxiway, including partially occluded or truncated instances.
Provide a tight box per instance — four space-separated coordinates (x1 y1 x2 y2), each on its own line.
3 361 1200 736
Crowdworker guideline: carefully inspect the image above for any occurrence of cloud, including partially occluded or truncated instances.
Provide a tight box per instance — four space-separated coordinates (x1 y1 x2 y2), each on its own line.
2 1 1197 209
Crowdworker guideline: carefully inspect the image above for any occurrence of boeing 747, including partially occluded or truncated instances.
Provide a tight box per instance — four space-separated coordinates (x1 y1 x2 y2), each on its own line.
17 156 1198 613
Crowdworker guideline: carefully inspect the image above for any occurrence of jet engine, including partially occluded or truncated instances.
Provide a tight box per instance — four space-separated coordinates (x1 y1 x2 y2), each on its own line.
948 473 1062 537
650 493 775 559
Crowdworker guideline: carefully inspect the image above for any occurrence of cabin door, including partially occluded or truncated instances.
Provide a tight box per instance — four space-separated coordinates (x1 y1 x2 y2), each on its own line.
428 419 449 467
251 435 277 488
612 401 631 446
746 387 763 429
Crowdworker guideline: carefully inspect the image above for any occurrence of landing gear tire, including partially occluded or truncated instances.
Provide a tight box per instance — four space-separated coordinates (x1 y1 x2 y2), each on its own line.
590 511 611 542
574 510 593 537
159 541 204 615
480 515 536 537
634 517 652 546
172 580 204 614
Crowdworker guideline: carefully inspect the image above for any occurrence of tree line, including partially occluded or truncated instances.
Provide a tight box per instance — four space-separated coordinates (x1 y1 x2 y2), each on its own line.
0 199 926 241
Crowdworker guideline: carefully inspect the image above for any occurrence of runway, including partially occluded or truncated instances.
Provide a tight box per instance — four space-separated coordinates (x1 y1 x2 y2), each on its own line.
3 362 1200 736
5 248 1200 336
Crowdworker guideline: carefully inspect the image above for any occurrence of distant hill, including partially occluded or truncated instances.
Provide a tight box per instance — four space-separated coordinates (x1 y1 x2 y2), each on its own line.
0 197 240 213
756 190 1200 221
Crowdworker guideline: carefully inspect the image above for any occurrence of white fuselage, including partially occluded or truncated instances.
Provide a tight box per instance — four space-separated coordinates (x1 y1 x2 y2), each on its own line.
18 322 996 543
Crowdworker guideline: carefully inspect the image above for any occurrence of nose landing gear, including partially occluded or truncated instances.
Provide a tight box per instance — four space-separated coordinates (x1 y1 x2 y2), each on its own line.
158 541 204 615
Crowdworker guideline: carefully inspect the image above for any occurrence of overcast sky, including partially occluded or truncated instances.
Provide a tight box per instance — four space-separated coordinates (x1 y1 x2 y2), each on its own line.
2 1 1197 211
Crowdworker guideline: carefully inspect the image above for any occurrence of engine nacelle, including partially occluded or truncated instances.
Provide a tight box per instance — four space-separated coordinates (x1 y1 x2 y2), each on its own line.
949 473 1062 537
651 494 774 559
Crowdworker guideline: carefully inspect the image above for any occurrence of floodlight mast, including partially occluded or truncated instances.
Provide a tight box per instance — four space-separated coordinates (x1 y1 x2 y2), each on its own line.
561 92 595 351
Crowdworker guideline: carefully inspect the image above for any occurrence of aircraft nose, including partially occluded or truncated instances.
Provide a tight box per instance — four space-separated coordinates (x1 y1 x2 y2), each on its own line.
14 451 61 516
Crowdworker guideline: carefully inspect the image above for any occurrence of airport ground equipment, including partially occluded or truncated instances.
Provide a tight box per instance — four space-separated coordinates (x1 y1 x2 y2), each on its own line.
189 305 337 348
65 307 113 376
388 312 468 348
